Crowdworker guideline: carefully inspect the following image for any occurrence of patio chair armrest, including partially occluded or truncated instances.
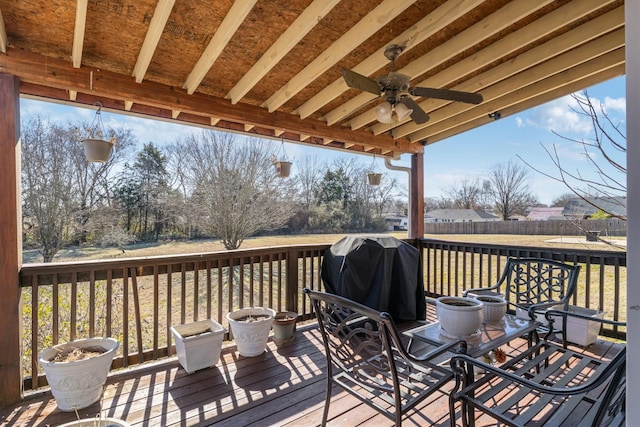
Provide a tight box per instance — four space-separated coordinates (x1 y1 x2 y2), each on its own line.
544 309 626 327
408 339 467 364
450 345 626 396
542 309 626 337
462 285 501 297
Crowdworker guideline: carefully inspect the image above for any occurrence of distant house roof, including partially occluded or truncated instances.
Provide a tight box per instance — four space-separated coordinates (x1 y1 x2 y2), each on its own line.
425 209 499 221
561 197 627 218
527 207 565 220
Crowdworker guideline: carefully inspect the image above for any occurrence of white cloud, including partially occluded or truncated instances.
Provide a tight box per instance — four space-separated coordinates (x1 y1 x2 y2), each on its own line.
604 96 626 114
515 116 524 127
526 95 592 134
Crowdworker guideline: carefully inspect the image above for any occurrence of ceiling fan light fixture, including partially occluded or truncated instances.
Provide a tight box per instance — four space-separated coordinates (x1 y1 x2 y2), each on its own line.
375 101 393 123
395 102 413 121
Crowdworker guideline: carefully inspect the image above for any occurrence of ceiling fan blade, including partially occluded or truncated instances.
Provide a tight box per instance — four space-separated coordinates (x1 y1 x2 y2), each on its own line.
409 87 483 104
398 97 429 124
342 68 381 96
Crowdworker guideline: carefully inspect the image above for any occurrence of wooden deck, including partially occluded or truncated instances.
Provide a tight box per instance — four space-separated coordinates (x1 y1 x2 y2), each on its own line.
0 319 622 427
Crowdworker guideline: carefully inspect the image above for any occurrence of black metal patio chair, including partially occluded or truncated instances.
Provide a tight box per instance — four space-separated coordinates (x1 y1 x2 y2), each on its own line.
304 288 465 427
463 257 580 344
448 310 626 427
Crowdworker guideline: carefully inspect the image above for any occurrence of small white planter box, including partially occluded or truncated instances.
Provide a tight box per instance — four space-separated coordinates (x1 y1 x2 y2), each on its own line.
171 319 226 374
555 306 605 346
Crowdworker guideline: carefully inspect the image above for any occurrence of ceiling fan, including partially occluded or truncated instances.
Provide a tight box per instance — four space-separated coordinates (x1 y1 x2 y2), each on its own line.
342 44 483 124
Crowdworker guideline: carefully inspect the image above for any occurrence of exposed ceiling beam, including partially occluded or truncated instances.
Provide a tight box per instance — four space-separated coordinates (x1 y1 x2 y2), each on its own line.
124 100 133 111
183 0 257 94
296 0 484 119
385 4 624 138
409 35 623 140
426 64 624 144
69 89 77 101
1 48 419 153
336 0 556 129
210 117 220 126
72 0 88 68
262 0 417 113
394 13 625 137
226 0 341 104
132 0 176 83
0 8 7 54
412 48 625 143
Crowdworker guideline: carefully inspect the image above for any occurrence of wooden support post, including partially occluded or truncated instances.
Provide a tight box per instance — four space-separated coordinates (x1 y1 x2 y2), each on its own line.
0 73 23 405
410 153 424 238
286 248 299 313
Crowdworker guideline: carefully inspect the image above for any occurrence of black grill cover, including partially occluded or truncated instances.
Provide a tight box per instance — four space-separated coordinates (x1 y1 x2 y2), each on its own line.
321 235 426 321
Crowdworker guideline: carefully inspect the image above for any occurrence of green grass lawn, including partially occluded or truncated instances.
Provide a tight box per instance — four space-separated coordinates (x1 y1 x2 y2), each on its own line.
23 231 625 263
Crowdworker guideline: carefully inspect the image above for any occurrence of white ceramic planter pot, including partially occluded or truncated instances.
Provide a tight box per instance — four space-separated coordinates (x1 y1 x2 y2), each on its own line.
272 311 297 345
38 337 119 412
436 296 483 338
226 307 275 357
474 295 508 324
170 319 227 373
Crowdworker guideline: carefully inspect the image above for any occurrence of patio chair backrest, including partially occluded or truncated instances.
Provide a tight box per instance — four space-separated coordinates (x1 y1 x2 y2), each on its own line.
304 288 456 427
467 257 580 318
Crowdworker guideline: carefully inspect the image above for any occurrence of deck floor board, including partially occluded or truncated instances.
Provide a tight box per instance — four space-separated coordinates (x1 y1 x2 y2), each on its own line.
0 318 621 427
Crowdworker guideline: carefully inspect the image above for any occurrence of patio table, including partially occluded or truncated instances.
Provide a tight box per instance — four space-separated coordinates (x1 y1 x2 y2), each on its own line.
404 314 539 359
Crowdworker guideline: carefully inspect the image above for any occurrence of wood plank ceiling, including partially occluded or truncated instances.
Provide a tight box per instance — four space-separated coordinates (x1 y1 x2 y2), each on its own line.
0 0 625 158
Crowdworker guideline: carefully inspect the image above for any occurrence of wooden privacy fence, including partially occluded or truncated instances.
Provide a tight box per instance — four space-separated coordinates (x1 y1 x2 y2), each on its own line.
425 218 626 236
18 239 627 392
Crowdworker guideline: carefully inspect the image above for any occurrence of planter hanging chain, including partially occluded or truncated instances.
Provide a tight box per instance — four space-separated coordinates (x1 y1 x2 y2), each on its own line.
87 101 108 139
276 135 289 161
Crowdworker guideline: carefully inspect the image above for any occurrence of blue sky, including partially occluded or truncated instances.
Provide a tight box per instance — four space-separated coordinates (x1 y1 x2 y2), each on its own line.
20 75 626 206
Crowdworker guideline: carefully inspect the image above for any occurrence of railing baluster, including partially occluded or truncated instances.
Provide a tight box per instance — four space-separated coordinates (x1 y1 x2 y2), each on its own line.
153 264 159 360
70 271 77 341
122 267 129 368
31 274 38 389
89 270 95 337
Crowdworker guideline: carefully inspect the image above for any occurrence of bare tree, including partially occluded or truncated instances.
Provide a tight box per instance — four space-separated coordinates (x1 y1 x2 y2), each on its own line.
294 154 325 210
171 131 295 250
446 178 483 209
487 161 538 220
518 91 626 219
22 117 77 262
22 116 136 261
551 192 575 207
370 175 401 217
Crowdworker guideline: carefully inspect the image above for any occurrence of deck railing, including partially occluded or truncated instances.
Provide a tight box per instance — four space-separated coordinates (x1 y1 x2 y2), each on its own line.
19 245 329 391
19 238 627 392
420 239 627 339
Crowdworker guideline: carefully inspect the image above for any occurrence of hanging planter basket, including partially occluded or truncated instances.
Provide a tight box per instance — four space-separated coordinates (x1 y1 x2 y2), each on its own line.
367 172 382 186
82 102 116 163
273 135 292 178
275 160 292 178
82 138 115 163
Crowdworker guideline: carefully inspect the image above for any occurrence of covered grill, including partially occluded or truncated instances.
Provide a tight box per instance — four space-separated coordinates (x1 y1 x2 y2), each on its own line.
321 235 426 321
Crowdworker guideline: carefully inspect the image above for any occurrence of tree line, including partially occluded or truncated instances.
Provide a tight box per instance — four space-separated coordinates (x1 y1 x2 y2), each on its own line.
21 117 404 262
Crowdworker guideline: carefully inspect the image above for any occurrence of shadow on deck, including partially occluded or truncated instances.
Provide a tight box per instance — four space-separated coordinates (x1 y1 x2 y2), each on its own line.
0 319 623 427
